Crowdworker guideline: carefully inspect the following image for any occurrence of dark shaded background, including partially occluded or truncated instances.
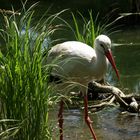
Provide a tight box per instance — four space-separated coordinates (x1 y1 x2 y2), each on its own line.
0 0 140 25
0 0 139 13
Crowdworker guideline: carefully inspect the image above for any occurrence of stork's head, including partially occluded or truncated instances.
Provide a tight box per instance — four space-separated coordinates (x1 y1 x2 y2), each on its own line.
94 35 119 80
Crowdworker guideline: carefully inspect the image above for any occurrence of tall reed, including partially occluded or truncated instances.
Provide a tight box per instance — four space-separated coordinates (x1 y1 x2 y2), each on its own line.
71 10 121 47
72 11 96 47
0 3 64 140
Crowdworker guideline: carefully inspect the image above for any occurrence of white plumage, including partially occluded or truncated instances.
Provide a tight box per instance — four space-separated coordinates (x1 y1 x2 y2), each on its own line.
48 35 118 84
47 34 119 140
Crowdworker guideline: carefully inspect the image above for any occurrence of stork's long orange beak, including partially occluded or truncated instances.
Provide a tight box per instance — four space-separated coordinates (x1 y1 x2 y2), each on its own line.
105 50 120 80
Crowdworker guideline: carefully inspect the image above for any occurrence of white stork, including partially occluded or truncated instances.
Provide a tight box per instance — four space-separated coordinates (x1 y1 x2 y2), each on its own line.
47 35 119 140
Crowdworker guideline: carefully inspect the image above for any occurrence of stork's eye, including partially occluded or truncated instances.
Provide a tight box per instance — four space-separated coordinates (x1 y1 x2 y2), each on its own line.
100 43 105 51
100 44 104 47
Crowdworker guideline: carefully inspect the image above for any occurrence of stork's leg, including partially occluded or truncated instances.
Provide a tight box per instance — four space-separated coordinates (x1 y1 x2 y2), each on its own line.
58 100 64 140
84 93 97 140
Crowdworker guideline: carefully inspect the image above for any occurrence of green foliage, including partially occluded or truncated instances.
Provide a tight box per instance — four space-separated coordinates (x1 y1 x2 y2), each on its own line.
72 11 96 47
0 2 63 140
71 10 121 47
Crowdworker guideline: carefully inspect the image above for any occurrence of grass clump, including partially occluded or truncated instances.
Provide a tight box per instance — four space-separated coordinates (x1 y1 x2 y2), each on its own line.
0 3 64 140
72 11 96 47
71 10 121 47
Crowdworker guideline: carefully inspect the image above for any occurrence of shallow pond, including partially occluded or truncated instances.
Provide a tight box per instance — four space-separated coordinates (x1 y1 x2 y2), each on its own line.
49 27 140 140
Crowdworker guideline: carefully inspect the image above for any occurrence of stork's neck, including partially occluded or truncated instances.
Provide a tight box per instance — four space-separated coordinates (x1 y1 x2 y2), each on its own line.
93 48 108 80
96 48 107 65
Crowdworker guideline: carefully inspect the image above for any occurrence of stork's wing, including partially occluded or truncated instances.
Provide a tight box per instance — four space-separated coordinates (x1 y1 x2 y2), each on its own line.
46 41 96 79
47 41 96 63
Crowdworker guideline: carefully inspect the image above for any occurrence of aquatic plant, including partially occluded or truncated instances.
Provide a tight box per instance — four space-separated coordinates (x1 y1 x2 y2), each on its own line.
71 11 96 47
0 2 65 140
71 10 122 47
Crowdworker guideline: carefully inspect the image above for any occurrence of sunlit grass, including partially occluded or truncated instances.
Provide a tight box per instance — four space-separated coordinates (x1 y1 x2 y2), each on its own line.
71 10 122 47
71 11 96 47
0 2 66 140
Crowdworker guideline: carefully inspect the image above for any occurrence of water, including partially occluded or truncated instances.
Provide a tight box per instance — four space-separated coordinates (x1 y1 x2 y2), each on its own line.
112 28 140 94
49 28 140 140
